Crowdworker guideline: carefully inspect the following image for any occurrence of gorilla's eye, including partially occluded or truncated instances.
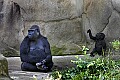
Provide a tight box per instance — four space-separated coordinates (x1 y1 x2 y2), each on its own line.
28 29 36 33
28 30 33 32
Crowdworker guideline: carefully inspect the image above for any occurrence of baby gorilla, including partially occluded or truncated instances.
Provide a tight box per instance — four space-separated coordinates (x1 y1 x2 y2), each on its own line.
87 29 106 57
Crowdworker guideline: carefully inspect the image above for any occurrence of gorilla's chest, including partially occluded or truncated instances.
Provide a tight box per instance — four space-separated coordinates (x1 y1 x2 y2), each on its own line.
30 40 44 51
29 39 46 58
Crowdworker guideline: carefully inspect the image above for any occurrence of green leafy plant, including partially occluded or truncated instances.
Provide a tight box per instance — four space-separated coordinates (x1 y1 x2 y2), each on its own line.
49 44 120 80
50 56 120 80
110 40 120 51
72 56 120 80
82 46 89 55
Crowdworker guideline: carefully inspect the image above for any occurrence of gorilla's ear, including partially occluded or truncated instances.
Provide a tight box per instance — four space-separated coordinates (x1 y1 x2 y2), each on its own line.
37 31 39 36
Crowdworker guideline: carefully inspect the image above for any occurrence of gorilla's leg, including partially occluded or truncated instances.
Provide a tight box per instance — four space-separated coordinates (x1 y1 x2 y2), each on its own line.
21 62 39 71
21 62 53 72
96 49 102 55
96 47 103 56
90 48 96 57
97 49 105 56
46 63 53 71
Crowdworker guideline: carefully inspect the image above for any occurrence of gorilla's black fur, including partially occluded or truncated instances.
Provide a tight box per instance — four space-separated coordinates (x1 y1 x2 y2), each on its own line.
20 25 53 72
87 29 106 57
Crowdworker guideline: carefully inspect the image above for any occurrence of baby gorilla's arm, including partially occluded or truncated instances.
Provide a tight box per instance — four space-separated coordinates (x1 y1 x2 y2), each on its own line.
87 29 96 40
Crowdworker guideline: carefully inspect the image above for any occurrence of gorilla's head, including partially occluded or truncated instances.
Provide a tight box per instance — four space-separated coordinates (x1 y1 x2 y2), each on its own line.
28 25 41 40
96 33 105 40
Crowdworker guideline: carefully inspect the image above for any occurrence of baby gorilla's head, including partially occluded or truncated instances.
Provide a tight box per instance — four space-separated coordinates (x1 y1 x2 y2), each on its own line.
96 33 105 40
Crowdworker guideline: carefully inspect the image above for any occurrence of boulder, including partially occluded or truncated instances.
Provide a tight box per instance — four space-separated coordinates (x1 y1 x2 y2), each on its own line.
0 54 11 80
0 0 23 56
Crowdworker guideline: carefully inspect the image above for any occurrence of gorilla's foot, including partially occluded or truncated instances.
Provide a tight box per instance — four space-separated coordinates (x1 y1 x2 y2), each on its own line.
90 54 95 57
37 65 48 72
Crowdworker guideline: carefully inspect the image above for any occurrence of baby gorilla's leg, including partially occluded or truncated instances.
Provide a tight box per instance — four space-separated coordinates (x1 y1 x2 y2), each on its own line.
96 47 103 56
90 48 96 57
97 49 105 56
21 62 39 71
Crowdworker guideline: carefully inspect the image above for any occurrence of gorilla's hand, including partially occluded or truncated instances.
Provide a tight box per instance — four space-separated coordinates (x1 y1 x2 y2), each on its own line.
41 65 48 71
87 29 91 33
36 62 43 69
36 60 48 70
36 62 42 67
36 60 46 67
41 59 46 64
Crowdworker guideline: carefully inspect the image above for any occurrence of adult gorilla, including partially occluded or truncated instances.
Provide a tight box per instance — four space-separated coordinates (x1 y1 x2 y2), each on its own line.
20 25 53 72
87 29 106 57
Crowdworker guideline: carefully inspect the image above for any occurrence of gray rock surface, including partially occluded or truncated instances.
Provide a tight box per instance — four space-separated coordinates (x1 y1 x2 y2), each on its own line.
0 0 120 56
11 0 80 21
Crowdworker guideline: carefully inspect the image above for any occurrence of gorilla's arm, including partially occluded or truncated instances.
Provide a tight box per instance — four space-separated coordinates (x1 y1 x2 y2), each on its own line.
20 52 39 63
43 38 52 63
20 37 29 62
20 37 39 63
87 29 96 40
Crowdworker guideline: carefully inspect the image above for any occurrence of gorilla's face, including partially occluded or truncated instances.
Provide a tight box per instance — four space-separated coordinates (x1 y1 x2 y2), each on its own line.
96 33 105 40
28 29 39 40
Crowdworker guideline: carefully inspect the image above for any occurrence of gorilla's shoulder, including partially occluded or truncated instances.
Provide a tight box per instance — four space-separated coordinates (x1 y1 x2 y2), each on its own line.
23 36 29 41
21 36 30 45
40 36 49 44
41 36 47 40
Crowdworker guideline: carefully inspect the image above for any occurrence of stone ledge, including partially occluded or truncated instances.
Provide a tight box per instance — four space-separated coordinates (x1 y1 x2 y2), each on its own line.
7 55 84 71
7 55 84 80
7 55 120 80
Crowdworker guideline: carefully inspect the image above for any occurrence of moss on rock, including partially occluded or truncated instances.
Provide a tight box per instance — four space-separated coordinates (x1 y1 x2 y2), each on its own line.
0 54 11 80
51 45 67 56
1 49 19 57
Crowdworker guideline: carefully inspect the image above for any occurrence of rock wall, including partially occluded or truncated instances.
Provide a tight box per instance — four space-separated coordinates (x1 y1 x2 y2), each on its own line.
84 0 120 41
0 0 120 56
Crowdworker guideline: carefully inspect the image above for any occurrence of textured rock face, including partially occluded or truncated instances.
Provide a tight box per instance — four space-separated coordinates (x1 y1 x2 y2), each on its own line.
0 0 120 56
0 54 11 79
0 0 23 56
1 0 85 56
84 0 120 41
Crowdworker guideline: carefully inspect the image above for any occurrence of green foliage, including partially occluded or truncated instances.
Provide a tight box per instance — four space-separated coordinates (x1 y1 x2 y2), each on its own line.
82 46 89 55
51 56 120 80
110 40 120 51
71 56 120 80
72 46 89 55
50 44 120 80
